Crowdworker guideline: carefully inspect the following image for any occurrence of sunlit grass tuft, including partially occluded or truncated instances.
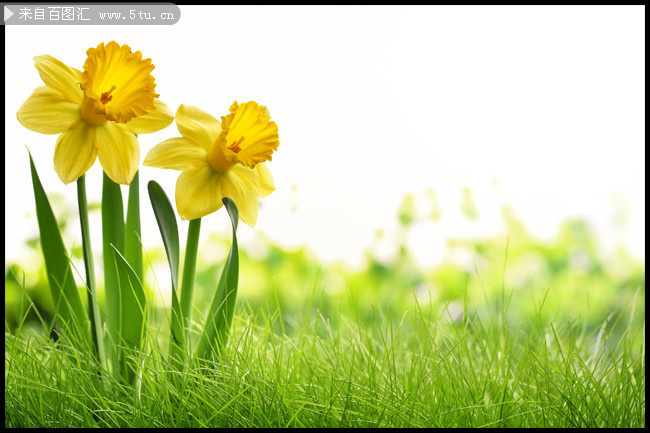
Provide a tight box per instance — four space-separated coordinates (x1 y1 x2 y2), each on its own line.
5 282 645 428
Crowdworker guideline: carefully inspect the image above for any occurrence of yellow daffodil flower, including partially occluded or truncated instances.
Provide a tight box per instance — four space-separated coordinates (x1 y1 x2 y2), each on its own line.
17 41 173 185
144 102 279 226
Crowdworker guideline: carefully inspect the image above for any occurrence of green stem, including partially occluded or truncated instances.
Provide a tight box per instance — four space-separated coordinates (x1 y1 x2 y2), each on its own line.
180 218 201 341
77 174 106 369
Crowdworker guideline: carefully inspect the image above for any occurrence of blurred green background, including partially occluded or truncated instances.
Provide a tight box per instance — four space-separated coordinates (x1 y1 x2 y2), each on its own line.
5 189 645 344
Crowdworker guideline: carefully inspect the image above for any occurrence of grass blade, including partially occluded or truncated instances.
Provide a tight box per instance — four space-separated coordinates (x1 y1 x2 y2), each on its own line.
195 197 239 360
147 181 185 357
29 152 89 344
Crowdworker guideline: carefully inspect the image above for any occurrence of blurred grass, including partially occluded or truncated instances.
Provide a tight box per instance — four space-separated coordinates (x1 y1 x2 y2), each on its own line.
4 191 645 427
5 193 645 344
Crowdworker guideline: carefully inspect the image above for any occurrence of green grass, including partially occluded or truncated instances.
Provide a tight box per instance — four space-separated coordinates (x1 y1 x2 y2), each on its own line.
4 202 646 427
5 283 645 428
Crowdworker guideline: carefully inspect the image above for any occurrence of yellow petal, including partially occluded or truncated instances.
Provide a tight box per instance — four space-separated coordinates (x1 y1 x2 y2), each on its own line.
255 163 275 198
144 137 207 171
53 121 97 184
95 122 139 185
125 100 174 134
17 86 81 134
34 55 83 104
175 165 224 220
222 169 260 227
176 104 221 151
228 163 275 198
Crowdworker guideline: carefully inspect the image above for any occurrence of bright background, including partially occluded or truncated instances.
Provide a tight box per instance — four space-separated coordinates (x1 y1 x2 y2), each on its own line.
5 5 645 270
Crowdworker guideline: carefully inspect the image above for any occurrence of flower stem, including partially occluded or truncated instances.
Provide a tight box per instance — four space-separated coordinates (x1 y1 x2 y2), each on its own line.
77 174 106 370
180 218 201 341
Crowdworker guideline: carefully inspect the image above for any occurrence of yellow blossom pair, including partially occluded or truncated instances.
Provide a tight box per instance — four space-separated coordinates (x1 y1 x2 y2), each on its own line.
17 41 279 227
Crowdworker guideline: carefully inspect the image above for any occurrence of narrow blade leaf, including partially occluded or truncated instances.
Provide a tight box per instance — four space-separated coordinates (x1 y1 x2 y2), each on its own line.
102 172 124 378
124 171 143 283
147 181 185 356
29 152 89 343
77 174 106 369
196 197 239 360
111 244 146 384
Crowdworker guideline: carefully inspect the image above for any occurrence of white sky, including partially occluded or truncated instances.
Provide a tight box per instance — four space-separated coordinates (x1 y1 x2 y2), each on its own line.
4 6 645 269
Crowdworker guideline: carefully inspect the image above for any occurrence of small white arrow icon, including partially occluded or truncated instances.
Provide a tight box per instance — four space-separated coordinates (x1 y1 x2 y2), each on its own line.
5 6 14 22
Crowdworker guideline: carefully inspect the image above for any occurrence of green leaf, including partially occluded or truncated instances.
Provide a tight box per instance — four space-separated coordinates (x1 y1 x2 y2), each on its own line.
147 181 185 358
102 172 124 378
124 171 143 283
76 174 106 369
29 152 89 344
195 197 239 360
111 244 146 384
